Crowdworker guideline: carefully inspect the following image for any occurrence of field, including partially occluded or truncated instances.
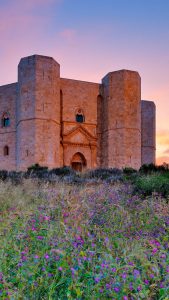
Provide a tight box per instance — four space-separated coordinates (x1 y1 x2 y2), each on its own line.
0 168 169 299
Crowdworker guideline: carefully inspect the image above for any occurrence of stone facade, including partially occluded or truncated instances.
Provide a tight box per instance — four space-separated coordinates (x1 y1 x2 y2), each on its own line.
0 54 156 171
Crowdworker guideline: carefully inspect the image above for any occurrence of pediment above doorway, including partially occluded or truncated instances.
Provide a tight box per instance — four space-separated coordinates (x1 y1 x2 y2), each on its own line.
63 125 97 146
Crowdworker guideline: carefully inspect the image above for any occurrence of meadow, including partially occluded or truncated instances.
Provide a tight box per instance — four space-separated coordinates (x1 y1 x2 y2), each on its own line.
0 166 169 299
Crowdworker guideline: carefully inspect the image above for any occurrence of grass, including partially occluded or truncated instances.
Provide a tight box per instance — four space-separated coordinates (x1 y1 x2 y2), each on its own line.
0 175 169 299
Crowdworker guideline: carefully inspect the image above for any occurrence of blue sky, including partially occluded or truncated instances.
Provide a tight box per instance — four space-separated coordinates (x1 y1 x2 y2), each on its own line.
0 0 169 162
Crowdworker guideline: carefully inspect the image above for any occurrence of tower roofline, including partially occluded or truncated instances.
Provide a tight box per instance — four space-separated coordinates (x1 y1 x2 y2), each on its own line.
18 54 60 67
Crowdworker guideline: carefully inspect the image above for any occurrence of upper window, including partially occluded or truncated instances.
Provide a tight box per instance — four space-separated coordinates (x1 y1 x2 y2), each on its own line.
76 109 85 123
2 113 10 127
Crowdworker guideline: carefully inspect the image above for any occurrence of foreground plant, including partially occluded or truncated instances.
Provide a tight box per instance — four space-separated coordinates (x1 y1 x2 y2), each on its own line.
0 180 168 299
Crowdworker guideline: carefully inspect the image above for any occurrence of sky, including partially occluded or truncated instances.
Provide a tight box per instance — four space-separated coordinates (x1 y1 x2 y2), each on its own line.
0 0 169 164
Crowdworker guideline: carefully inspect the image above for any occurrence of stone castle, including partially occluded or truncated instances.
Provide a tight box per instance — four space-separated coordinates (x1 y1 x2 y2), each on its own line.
0 54 156 171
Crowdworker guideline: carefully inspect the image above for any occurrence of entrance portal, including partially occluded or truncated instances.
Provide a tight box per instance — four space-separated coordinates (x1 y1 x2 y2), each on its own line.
71 152 86 172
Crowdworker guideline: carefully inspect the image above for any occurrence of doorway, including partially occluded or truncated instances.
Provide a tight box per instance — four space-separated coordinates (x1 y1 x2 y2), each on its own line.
71 152 86 172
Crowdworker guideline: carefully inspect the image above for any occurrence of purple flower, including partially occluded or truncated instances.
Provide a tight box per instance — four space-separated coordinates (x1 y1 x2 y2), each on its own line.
95 277 100 283
123 297 128 300
44 215 50 221
137 285 142 291
144 279 149 285
44 254 49 259
114 287 120 292
121 273 127 279
58 267 63 271
37 236 44 240
106 283 111 290
152 248 158 254
133 269 140 278
111 267 116 272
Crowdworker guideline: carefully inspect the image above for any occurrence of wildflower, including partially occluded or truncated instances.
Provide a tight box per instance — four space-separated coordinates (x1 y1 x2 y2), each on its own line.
114 287 120 292
106 283 111 290
149 273 154 278
44 254 49 259
44 215 50 221
137 285 142 291
133 269 140 278
152 248 158 254
34 255 39 259
123 297 128 300
95 277 100 283
111 267 116 272
129 282 133 291
18 262 23 267
144 279 149 285
121 273 127 279
58 267 63 271
37 235 44 240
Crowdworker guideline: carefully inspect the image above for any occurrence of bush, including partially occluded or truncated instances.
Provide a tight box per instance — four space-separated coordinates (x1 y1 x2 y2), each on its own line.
123 167 137 175
50 166 75 177
134 173 169 197
86 168 122 180
139 163 167 174
0 170 8 181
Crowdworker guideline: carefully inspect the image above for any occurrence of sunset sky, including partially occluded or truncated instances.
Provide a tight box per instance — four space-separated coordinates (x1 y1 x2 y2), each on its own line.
0 0 169 164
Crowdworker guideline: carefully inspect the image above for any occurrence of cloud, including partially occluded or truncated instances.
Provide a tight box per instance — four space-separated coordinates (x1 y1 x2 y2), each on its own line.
163 148 169 155
156 156 169 165
60 29 77 42
0 0 63 85
156 130 169 146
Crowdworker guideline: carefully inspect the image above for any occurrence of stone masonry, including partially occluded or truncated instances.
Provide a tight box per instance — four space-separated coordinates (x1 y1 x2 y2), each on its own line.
0 54 156 171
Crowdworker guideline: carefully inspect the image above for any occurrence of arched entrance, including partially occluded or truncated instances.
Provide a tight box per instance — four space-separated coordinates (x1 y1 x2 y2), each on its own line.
71 152 86 172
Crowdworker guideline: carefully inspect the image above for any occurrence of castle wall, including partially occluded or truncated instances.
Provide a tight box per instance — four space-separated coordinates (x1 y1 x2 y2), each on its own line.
141 100 156 165
0 54 156 171
101 70 141 170
17 55 60 170
0 83 17 170
60 78 99 168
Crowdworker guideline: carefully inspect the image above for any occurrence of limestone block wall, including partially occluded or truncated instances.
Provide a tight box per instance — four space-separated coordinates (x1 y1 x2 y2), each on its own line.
60 78 99 168
0 54 156 171
101 70 141 169
0 83 17 170
141 100 156 165
17 55 60 170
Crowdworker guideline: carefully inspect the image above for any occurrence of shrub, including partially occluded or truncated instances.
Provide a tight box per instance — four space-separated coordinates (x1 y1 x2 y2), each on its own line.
86 168 122 180
134 173 169 197
139 163 168 174
0 170 8 181
50 166 75 177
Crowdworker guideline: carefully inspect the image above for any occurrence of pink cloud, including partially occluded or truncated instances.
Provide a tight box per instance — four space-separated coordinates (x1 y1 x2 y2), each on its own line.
156 156 169 165
60 29 77 42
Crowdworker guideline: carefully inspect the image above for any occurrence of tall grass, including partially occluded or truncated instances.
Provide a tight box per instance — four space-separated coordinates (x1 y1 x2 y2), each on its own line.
0 179 168 299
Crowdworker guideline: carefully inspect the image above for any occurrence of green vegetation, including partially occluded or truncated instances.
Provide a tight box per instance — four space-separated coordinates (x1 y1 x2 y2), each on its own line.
0 165 169 299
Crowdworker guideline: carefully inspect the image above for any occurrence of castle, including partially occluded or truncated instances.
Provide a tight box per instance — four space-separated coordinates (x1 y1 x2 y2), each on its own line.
0 55 156 171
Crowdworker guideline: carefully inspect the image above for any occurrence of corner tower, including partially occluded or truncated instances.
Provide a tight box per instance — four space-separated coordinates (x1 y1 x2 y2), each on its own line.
101 70 141 169
16 55 60 170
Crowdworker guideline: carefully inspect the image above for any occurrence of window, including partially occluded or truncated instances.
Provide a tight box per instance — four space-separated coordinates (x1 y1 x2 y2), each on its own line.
4 146 9 156
76 109 85 123
2 113 10 127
